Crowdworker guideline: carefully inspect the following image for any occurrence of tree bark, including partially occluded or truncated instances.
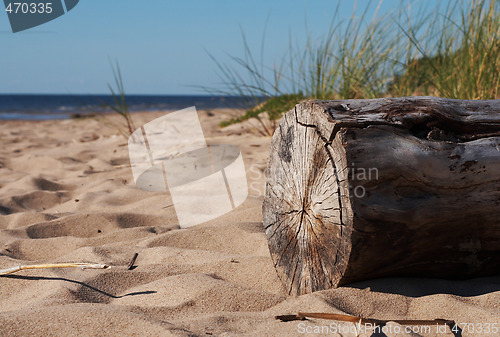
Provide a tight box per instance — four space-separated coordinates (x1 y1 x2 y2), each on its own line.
263 96 500 295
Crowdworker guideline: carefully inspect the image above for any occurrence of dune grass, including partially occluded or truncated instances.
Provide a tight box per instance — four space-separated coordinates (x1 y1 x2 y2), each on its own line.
97 60 137 139
392 0 500 99
210 0 499 134
208 1 396 127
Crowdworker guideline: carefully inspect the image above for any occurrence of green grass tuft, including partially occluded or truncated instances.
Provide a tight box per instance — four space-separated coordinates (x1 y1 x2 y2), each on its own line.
219 93 305 127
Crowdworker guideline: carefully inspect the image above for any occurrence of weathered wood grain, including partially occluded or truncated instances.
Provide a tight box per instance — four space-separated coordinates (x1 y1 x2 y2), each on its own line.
263 96 500 295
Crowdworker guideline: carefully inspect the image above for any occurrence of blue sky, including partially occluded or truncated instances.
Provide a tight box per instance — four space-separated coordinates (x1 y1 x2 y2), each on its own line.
1 1 445 95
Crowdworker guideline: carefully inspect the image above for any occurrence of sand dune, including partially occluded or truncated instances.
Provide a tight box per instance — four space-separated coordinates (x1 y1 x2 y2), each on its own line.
0 110 498 336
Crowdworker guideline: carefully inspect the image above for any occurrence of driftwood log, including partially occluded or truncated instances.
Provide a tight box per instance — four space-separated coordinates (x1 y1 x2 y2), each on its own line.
263 97 500 295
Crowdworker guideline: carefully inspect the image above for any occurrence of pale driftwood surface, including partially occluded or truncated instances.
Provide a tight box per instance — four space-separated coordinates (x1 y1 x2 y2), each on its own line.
263 96 500 295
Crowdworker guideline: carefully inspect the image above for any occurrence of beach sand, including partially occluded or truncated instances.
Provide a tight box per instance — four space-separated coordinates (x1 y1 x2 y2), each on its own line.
0 109 498 336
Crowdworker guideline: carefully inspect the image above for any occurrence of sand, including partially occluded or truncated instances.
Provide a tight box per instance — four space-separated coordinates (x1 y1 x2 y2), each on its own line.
0 109 498 337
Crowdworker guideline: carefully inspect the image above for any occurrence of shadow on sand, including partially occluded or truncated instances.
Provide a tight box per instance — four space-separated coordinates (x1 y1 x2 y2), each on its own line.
3 274 156 300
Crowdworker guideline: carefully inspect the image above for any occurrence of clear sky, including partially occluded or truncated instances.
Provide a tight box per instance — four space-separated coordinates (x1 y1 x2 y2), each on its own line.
1 0 449 95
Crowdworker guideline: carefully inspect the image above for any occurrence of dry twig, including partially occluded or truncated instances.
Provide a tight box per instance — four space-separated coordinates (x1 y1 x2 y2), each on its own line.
276 312 457 333
0 263 110 276
127 253 139 270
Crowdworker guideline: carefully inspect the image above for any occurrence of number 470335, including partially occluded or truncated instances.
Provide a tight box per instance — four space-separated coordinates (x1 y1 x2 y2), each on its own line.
5 2 53 14
452 323 499 334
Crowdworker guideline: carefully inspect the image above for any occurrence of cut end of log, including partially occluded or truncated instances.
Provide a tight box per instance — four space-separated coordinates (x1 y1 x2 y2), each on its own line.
263 106 353 295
